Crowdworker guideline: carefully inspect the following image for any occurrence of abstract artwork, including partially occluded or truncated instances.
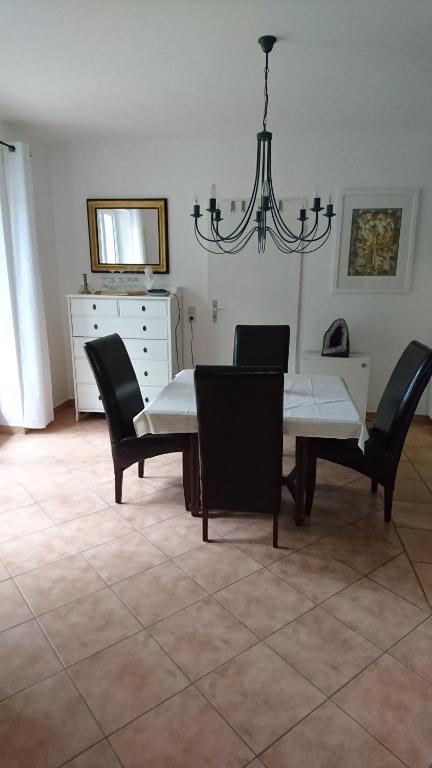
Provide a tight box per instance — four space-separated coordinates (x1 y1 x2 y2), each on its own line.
333 190 418 293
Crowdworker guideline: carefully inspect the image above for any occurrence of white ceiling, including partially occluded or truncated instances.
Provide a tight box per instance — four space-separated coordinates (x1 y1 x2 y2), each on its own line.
0 0 432 141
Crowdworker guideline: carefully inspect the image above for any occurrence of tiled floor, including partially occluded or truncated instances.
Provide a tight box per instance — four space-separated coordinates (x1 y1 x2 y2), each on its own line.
0 409 431 767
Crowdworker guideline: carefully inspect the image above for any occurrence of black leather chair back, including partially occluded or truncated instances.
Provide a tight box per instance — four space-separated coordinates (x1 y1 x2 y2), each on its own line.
194 365 284 513
369 340 432 457
84 334 144 444
233 325 290 372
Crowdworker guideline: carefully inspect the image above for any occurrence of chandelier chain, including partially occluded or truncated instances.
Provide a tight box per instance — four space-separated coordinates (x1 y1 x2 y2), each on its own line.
263 53 269 132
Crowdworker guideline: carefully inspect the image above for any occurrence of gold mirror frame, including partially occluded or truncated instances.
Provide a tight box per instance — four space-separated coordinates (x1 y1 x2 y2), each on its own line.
87 198 169 273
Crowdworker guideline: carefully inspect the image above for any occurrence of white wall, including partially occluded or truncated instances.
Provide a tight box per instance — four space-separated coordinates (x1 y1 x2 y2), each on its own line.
46 128 432 411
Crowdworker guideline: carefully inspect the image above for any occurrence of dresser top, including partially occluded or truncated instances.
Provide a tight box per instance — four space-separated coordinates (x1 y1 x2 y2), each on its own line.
67 289 180 299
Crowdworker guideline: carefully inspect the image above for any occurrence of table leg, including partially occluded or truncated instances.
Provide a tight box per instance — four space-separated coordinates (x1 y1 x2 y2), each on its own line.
294 437 307 526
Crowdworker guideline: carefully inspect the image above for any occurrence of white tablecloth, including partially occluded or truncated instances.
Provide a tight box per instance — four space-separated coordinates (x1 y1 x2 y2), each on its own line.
134 369 367 449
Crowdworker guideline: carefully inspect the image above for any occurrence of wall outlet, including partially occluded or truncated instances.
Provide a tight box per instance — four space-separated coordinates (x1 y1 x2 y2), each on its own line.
187 306 196 322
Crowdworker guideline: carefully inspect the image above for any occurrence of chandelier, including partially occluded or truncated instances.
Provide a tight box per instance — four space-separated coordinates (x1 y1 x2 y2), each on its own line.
191 35 335 254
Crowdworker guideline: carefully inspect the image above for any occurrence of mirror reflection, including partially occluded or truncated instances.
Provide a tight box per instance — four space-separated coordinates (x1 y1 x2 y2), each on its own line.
87 199 168 273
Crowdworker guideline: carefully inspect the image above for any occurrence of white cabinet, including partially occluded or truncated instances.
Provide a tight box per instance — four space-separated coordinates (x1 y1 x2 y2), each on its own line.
301 351 371 420
67 292 182 419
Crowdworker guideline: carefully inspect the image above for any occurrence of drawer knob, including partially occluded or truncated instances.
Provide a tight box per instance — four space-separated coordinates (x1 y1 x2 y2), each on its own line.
142 305 146 312
145 397 149 403
143 325 147 331
92 303 96 310
361 363 368 368
94 323 98 330
144 371 148 377
143 347 148 353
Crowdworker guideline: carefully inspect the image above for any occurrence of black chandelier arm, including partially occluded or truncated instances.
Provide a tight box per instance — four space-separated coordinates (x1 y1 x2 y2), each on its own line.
266 227 308 254
296 226 332 254
212 218 260 253
298 217 332 245
194 222 257 255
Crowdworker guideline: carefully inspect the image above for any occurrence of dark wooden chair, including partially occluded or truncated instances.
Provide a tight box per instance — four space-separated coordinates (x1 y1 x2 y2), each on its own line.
84 334 191 505
304 340 432 522
233 324 290 372
194 365 284 546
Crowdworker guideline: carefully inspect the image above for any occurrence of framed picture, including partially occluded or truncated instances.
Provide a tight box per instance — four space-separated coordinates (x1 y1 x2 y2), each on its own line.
333 189 419 293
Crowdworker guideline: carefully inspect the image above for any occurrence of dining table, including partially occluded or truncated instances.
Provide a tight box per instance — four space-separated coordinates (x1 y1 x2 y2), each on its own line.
133 369 366 525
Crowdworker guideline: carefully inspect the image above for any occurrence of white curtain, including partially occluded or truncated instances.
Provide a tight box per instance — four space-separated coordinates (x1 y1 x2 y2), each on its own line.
0 142 53 428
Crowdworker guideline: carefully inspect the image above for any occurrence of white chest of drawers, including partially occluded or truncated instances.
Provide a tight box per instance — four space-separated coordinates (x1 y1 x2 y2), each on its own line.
67 292 182 419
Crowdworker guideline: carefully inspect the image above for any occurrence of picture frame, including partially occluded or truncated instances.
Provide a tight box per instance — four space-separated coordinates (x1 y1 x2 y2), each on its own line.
332 189 419 293
87 198 169 274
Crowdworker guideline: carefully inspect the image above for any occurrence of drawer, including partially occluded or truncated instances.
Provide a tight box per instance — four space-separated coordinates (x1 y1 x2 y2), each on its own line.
73 337 169 361
76 383 161 412
118 299 168 318
124 338 169 361
72 316 168 339
76 384 103 411
70 298 117 316
75 355 169 387
133 360 169 387
140 387 162 407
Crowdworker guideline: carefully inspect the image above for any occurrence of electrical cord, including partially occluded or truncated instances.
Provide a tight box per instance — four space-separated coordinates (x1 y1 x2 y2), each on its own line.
190 317 195 368
169 291 181 372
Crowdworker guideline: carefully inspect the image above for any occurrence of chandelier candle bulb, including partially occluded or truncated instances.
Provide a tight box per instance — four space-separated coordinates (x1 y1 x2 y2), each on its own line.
191 35 335 253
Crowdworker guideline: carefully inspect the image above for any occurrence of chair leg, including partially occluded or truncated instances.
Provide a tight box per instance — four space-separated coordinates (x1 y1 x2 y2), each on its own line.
138 460 144 478
305 456 317 517
202 506 208 542
384 485 393 522
115 470 123 504
371 478 378 494
182 449 191 511
273 508 279 548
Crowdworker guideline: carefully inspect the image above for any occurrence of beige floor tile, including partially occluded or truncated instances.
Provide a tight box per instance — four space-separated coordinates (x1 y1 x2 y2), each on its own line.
0 579 32 631
312 482 383 523
369 553 430 609
71 460 116 488
144 513 204 556
394 477 432 502
281 506 347 543
215 569 313 638
323 577 428 649
261 699 404 767
198 642 324 753
116 492 184 529
404 445 432 462
21 471 88 503
0 526 76 576
110 686 254 768
113 560 206 625
223 519 309 567
311 525 401 574
85 531 166 583
15 553 105 615
414 562 432 604
349 510 400 545
334 654 432 768
399 527 432 562
270 548 360 603
39 588 141 666
0 671 101 768
0 619 61 700
0 484 34 513
40 490 108 524
60 508 133 550
160 482 189 506
247 761 265 768
268 606 381 695
63 740 122 767
174 542 260 593
0 559 9 581
0 503 53 543
390 616 432 684
0 467 16 490
70 631 188 734
315 460 360 489
393 500 432 530
414 461 432 484
149 597 256 680
396 461 422 480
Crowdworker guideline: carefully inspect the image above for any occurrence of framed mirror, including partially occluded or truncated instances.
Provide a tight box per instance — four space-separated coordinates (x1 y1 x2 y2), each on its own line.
87 198 169 273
